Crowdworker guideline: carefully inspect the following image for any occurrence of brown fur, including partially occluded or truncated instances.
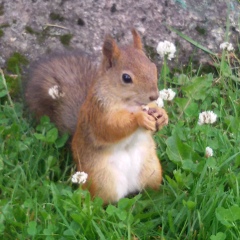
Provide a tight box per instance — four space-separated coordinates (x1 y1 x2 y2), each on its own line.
25 52 98 134
25 30 168 204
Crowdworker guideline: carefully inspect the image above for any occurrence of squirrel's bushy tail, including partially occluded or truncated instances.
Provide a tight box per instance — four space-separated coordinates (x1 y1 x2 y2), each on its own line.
25 52 97 135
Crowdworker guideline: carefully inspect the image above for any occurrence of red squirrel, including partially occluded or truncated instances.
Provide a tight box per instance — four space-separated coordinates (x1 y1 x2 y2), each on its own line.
25 29 168 204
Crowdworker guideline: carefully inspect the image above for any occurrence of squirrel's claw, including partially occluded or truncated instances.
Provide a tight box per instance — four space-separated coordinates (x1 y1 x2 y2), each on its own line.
148 107 168 131
136 111 156 131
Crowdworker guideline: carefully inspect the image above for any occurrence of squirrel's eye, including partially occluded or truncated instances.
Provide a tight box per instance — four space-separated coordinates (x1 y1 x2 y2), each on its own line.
122 74 133 84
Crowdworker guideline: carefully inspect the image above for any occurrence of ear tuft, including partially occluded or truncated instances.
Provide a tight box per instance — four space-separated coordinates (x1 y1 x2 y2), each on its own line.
102 35 120 61
131 29 142 50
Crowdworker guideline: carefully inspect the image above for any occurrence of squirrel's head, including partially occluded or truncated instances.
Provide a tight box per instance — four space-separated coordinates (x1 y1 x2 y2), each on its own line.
99 29 159 108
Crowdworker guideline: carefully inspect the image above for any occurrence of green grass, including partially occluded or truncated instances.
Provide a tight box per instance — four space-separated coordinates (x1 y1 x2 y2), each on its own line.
0 43 240 240
60 34 73 46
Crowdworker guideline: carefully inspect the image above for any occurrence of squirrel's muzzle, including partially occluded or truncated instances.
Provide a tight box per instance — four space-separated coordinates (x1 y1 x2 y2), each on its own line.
149 92 159 101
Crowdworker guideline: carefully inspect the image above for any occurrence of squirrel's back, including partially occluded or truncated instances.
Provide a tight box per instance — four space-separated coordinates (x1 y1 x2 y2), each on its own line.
25 52 98 134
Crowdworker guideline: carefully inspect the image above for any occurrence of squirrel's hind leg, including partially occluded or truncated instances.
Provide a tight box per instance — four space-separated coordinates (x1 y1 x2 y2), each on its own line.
86 168 120 204
140 152 162 190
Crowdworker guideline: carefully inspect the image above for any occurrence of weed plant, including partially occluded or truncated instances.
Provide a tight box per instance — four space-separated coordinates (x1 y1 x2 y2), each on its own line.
0 43 239 239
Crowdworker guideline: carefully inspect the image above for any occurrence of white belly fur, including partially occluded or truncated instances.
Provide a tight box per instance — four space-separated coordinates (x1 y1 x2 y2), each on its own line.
108 128 152 199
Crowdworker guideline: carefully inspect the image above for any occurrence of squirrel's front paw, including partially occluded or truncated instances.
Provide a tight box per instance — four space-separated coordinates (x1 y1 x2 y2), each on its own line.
135 111 157 131
147 107 168 131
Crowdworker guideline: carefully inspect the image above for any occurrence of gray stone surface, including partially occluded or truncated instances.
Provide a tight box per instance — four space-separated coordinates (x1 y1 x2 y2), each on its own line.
0 0 239 69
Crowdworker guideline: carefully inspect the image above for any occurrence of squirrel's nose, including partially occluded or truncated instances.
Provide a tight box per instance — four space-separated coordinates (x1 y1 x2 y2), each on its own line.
149 93 159 101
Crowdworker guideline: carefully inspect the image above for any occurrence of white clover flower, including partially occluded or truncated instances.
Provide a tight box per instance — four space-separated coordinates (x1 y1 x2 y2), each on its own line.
159 89 176 101
220 42 234 52
71 171 88 184
155 97 164 108
198 111 217 125
205 147 213 158
48 85 65 99
156 41 176 60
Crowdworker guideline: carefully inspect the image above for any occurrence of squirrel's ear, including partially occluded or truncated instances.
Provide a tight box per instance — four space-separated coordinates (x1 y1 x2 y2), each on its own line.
131 29 142 50
102 35 120 68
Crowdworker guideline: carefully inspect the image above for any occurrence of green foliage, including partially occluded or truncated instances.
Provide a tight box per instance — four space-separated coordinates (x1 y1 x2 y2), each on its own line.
195 25 207 35
0 37 240 239
0 3 4 16
6 52 29 74
60 34 73 46
24 25 53 44
49 12 64 22
168 26 216 55
155 45 240 239
25 26 37 35
4 75 21 98
216 206 240 227
0 29 4 37
0 23 10 28
0 73 8 99
144 44 158 61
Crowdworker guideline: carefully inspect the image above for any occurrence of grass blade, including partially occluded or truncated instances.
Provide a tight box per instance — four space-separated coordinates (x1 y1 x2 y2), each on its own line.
167 26 216 55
